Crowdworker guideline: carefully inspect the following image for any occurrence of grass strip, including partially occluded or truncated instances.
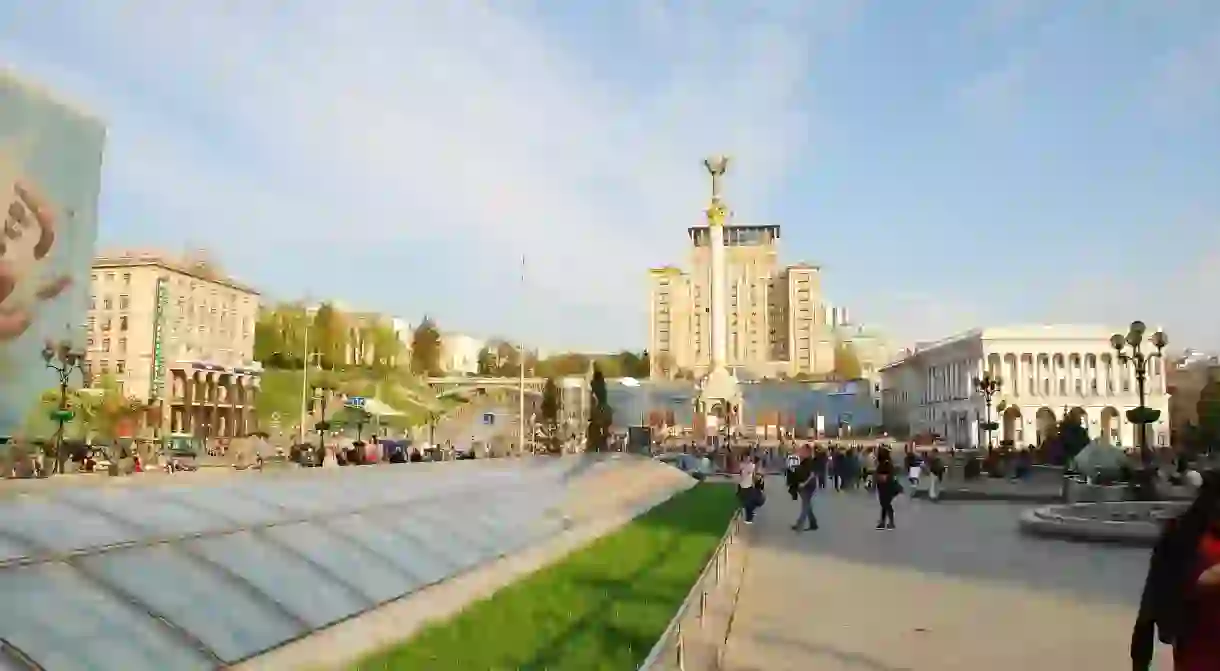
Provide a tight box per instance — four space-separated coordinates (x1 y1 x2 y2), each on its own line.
351 482 740 671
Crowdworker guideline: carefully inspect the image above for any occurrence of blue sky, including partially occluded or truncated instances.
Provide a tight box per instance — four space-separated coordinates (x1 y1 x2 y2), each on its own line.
2 0 1217 353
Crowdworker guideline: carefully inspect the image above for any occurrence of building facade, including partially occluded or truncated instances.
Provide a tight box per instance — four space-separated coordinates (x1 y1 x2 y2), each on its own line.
0 70 106 438
440 333 484 375
648 222 883 381
1167 349 1220 443
87 251 261 437
879 325 1171 450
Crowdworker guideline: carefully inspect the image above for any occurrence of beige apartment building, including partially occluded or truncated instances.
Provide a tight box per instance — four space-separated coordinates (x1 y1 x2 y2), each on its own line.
87 251 261 437
649 224 864 380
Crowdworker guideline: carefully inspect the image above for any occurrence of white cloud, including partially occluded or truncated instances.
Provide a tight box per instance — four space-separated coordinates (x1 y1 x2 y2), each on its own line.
1 0 855 350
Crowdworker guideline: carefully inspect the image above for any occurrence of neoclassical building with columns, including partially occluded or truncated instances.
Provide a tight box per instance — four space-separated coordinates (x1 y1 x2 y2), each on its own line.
880 325 1171 450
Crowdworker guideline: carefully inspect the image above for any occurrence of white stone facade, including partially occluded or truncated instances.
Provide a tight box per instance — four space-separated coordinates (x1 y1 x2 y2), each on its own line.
880 325 1171 450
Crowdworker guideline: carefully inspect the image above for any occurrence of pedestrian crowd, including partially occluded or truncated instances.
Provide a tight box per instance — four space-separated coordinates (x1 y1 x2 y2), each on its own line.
733 441 949 530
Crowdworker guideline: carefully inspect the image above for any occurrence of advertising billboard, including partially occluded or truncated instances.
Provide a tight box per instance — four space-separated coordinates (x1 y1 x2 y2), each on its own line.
0 71 106 437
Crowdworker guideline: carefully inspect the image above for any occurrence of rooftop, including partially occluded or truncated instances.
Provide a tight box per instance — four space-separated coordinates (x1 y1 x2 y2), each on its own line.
93 251 260 295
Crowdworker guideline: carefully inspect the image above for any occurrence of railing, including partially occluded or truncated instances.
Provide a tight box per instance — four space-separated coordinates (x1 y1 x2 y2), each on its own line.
638 512 745 671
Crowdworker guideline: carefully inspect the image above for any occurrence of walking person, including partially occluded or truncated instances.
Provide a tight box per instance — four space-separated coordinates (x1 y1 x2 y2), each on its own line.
790 445 819 532
1131 470 1220 670
874 448 900 530
737 454 764 525
928 448 946 502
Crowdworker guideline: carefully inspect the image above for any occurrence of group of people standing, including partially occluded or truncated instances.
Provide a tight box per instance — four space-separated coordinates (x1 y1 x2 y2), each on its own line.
734 443 910 531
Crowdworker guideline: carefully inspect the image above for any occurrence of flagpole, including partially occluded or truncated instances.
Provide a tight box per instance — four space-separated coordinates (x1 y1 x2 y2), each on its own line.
518 255 526 456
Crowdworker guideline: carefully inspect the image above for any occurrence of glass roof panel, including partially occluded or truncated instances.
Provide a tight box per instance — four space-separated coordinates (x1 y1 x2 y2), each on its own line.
187 530 371 628
58 487 233 538
0 562 215 671
262 522 420 604
240 477 404 515
322 514 458 585
78 544 302 663
157 486 292 527
0 500 141 553
377 510 488 570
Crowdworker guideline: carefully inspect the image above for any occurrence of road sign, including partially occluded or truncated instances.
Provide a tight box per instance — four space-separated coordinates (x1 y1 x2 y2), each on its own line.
483 412 495 425
347 396 366 409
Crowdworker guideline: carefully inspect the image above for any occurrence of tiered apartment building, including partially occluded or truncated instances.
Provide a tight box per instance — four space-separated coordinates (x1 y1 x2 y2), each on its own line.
86 251 261 437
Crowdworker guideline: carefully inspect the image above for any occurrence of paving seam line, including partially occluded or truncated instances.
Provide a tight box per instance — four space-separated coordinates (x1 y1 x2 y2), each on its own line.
716 522 752 671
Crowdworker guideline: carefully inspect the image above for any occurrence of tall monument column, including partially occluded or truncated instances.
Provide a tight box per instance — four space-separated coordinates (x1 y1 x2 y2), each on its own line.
706 156 729 372
697 155 742 445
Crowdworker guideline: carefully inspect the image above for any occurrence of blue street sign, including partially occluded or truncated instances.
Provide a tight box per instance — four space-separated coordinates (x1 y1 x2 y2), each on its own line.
483 412 495 425
348 396 366 408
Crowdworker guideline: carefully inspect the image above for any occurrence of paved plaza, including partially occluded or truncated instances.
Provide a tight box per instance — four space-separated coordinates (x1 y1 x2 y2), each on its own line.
722 481 1175 671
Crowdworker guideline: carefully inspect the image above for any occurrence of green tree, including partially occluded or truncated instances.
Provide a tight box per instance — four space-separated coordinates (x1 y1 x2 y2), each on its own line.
586 367 613 452
539 377 562 453
253 315 285 367
1056 415 1091 464
833 342 864 380
476 346 497 376
611 350 650 378
369 323 403 372
1197 374 1220 453
411 317 443 375
311 302 346 370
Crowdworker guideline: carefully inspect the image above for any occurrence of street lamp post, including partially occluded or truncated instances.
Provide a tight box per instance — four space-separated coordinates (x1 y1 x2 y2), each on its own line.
41 339 86 475
314 384 332 465
973 372 1002 454
1110 321 1167 470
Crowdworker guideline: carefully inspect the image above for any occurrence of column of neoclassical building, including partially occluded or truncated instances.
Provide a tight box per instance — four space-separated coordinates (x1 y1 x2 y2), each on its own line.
166 363 261 438
883 327 1171 450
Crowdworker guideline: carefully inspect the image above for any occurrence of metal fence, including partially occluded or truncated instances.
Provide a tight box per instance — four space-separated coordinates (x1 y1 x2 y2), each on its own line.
638 512 745 671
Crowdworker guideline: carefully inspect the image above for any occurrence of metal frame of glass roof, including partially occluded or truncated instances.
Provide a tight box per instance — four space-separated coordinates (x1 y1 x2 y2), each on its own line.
0 460 574 670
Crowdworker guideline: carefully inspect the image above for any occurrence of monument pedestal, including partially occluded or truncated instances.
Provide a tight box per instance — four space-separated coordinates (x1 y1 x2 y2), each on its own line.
697 367 741 447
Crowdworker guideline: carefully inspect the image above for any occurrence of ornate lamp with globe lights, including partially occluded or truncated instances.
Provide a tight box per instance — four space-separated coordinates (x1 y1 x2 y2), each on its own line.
41 338 87 475
973 372 1002 454
1110 321 1167 493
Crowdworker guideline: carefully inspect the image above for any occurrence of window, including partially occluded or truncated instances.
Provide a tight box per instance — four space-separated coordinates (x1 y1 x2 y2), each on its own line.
87 316 95 330
116 360 125 374
118 338 127 353
101 318 111 332
119 295 129 309
119 316 128 331
103 297 112 310
89 296 96 310
102 339 111 353
122 272 131 285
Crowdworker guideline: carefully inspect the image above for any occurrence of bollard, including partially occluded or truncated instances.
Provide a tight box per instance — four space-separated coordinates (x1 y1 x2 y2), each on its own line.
699 589 707 625
714 550 721 582
676 622 686 670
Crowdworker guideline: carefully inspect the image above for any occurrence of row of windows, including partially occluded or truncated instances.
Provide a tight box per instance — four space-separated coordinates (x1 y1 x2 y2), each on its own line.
92 271 253 305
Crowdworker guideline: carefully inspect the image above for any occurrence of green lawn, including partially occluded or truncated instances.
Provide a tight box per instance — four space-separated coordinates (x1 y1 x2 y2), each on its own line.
351 483 740 671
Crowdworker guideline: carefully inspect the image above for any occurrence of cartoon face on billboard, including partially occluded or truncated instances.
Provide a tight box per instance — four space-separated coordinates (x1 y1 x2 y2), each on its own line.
0 178 73 342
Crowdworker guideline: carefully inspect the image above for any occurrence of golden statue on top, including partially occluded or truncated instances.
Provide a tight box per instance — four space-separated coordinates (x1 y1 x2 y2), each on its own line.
703 154 730 228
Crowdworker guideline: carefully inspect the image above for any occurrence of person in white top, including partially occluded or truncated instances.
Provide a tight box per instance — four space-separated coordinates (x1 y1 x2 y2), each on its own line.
737 456 763 524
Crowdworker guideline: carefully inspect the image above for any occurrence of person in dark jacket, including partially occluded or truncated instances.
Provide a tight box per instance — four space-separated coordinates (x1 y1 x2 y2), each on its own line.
1132 470 1220 670
874 448 899 530
790 445 819 532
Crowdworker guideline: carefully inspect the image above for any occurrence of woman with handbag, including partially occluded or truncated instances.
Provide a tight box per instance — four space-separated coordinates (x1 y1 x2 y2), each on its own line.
738 455 764 524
